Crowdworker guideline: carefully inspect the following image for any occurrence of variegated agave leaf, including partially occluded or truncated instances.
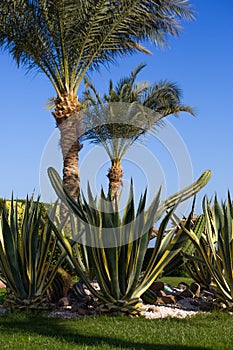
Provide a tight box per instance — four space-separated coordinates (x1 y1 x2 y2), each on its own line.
47 167 210 315
0 197 68 310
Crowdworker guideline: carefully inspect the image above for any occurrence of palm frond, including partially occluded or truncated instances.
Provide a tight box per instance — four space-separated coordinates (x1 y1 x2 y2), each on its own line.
80 63 194 163
0 0 195 94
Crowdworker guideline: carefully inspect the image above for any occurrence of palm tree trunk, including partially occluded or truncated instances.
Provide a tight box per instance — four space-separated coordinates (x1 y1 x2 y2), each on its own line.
107 160 123 199
58 116 83 200
57 114 83 219
53 93 82 217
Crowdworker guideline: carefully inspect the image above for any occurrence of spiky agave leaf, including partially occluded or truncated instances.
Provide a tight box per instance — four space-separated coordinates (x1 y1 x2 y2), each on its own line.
182 194 233 304
48 167 210 315
0 196 68 310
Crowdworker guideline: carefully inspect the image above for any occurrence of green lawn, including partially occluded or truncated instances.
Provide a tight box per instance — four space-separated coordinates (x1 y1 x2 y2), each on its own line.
159 276 194 287
0 278 231 349
0 312 232 350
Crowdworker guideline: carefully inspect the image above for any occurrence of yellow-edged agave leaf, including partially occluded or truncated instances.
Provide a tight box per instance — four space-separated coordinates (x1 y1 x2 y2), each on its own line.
48 167 211 315
183 194 233 303
0 196 69 310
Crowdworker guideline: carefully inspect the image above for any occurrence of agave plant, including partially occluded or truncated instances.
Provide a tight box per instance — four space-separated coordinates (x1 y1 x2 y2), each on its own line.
161 209 206 278
182 193 233 305
0 196 68 310
184 239 212 289
48 167 211 315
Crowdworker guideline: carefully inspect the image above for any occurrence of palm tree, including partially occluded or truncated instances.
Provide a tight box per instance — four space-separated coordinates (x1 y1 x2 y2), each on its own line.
0 1 195 200
81 64 195 198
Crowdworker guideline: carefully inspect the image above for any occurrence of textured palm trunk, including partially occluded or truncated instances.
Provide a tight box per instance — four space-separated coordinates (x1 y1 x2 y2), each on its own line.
53 93 82 217
58 116 83 199
107 160 123 200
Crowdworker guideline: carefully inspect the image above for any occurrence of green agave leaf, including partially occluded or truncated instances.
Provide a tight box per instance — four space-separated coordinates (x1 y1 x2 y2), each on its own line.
0 195 68 306
47 167 211 310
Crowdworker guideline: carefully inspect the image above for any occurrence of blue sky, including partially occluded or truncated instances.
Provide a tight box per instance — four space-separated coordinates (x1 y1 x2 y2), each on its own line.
0 0 232 215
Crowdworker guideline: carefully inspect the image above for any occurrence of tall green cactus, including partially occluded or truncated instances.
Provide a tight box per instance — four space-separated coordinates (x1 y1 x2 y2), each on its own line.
48 167 211 315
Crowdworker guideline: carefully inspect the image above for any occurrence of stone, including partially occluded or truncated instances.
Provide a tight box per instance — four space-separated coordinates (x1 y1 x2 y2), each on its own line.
71 302 86 312
58 297 70 307
202 290 215 299
189 282 201 297
177 282 189 290
147 305 160 313
1 300 10 309
71 303 90 315
156 295 177 305
156 290 167 297
77 307 89 316
179 288 195 298
199 300 213 312
150 281 165 293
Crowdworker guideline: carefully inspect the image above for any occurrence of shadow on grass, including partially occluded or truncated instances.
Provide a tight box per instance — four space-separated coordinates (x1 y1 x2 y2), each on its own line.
0 314 208 350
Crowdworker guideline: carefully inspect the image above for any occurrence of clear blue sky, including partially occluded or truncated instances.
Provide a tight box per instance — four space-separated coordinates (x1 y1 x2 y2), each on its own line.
0 0 232 215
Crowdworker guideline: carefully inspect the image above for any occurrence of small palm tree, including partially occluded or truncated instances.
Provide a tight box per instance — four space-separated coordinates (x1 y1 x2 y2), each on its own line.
81 64 195 198
0 1 195 200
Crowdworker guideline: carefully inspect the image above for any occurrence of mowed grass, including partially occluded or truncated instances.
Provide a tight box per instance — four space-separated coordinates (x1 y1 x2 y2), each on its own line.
159 276 194 287
0 278 231 349
0 312 232 350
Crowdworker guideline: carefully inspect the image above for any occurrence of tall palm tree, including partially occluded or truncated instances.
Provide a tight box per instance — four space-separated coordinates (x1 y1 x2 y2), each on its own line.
81 64 195 198
0 1 195 200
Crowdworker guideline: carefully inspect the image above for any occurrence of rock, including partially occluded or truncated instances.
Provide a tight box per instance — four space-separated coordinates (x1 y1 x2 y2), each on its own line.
180 288 195 298
71 302 86 312
71 303 90 315
1 300 10 309
150 281 165 293
177 282 189 291
58 297 70 307
177 297 198 310
157 290 167 297
156 295 177 305
202 290 215 299
77 307 89 316
189 282 201 297
146 305 160 313
199 300 213 312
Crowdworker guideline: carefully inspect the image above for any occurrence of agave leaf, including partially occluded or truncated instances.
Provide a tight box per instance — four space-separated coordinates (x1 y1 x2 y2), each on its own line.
0 196 70 308
47 167 211 313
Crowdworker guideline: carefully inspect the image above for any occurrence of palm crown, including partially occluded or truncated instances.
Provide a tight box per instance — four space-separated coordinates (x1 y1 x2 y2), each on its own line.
81 64 195 198
0 0 195 200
